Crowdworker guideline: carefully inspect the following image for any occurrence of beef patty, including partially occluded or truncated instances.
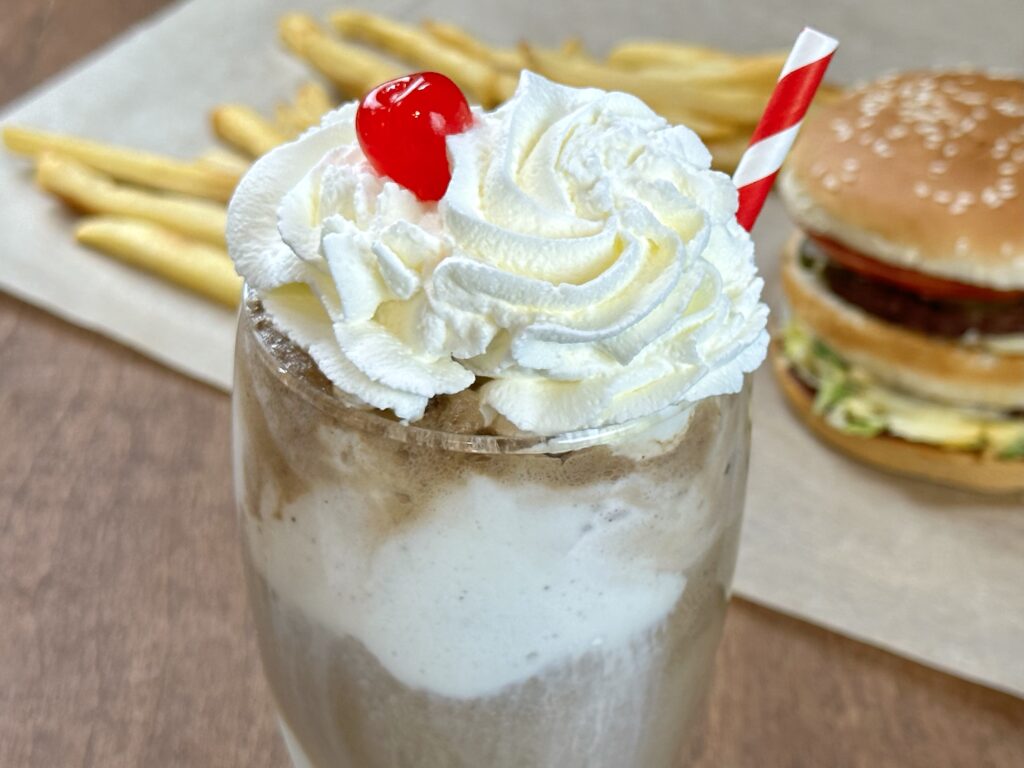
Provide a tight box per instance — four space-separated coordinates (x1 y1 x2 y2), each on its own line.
800 239 1024 337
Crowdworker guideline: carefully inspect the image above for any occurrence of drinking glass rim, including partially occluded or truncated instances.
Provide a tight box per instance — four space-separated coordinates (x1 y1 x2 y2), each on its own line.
239 287 722 456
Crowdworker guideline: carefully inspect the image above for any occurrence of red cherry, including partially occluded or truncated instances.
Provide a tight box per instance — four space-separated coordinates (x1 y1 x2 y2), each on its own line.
356 72 474 202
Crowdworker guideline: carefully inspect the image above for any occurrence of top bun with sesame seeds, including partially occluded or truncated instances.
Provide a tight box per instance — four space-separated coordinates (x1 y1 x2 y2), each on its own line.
779 71 1024 290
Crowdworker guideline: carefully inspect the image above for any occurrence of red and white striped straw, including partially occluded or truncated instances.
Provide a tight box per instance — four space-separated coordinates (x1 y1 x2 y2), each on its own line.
733 27 838 231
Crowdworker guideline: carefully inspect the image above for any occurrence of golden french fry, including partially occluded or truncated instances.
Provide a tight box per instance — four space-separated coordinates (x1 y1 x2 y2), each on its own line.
559 38 586 59
195 147 252 177
607 41 739 70
211 104 289 158
329 10 517 107
75 216 241 307
519 44 749 139
275 82 334 137
421 20 526 72
626 55 789 89
295 82 334 121
655 109 749 141
274 104 308 139
36 152 227 246
609 43 844 94
522 44 769 125
3 125 240 202
420 21 590 75
279 14 401 97
540 38 603 68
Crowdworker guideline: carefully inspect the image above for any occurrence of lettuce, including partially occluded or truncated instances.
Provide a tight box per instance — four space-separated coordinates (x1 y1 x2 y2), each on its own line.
778 321 1023 457
997 436 1024 461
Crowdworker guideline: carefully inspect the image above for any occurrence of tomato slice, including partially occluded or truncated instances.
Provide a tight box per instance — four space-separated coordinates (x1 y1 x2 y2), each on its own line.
807 234 1024 303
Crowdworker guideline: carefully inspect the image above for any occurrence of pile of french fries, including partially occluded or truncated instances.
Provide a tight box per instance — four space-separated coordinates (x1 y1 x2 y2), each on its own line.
0 80 330 308
2 9 841 308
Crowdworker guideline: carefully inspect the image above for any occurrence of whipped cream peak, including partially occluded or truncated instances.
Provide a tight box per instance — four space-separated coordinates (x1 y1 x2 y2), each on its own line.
228 72 768 434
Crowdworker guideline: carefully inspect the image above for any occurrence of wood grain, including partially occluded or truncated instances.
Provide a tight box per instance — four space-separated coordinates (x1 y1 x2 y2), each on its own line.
0 0 182 106
1 2 1022 766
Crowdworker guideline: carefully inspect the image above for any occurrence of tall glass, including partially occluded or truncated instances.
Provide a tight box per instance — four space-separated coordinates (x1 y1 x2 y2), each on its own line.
233 295 752 768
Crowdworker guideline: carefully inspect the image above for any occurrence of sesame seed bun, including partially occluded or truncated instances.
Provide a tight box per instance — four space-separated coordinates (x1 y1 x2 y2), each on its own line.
770 341 1024 495
781 71 1024 290
781 234 1024 410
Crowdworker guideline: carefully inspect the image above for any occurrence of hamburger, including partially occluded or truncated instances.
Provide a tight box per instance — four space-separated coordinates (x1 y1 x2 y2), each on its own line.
773 70 1024 494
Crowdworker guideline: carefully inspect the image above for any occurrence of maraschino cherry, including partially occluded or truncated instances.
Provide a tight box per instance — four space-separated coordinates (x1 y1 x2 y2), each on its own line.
356 72 474 202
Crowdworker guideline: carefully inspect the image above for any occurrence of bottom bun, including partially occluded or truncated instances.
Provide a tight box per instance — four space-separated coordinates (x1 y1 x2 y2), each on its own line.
770 343 1024 495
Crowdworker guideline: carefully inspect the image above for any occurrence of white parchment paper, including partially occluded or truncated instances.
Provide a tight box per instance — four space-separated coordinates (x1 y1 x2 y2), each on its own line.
1 0 1021 697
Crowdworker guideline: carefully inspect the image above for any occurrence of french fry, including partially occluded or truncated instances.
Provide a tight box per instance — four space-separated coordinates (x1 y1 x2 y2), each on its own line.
420 22 593 78
274 104 308 139
607 41 740 69
295 82 333 122
195 147 251 177
421 20 526 72
279 14 401 97
211 104 288 158
559 38 588 60
609 42 844 97
2 125 241 202
518 44 747 139
654 109 749 141
522 44 769 125
36 153 227 246
75 216 241 307
626 55 789 88
329 10 517 107
275 82 333 137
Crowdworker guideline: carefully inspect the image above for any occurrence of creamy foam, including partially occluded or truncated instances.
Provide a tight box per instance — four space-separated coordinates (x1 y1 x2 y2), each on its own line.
228 72 768 435
246 470 696 699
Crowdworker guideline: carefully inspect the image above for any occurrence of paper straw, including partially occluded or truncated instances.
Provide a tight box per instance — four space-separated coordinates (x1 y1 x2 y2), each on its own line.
733 27 838 231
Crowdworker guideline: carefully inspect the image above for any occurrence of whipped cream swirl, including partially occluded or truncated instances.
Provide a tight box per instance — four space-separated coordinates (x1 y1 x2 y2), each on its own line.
228 72 768 435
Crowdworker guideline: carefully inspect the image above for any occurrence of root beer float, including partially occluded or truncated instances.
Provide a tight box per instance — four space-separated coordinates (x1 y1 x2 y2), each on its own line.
229 70 769 767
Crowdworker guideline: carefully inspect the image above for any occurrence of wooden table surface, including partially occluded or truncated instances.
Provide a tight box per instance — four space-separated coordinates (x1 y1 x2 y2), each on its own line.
2 2 1022 766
